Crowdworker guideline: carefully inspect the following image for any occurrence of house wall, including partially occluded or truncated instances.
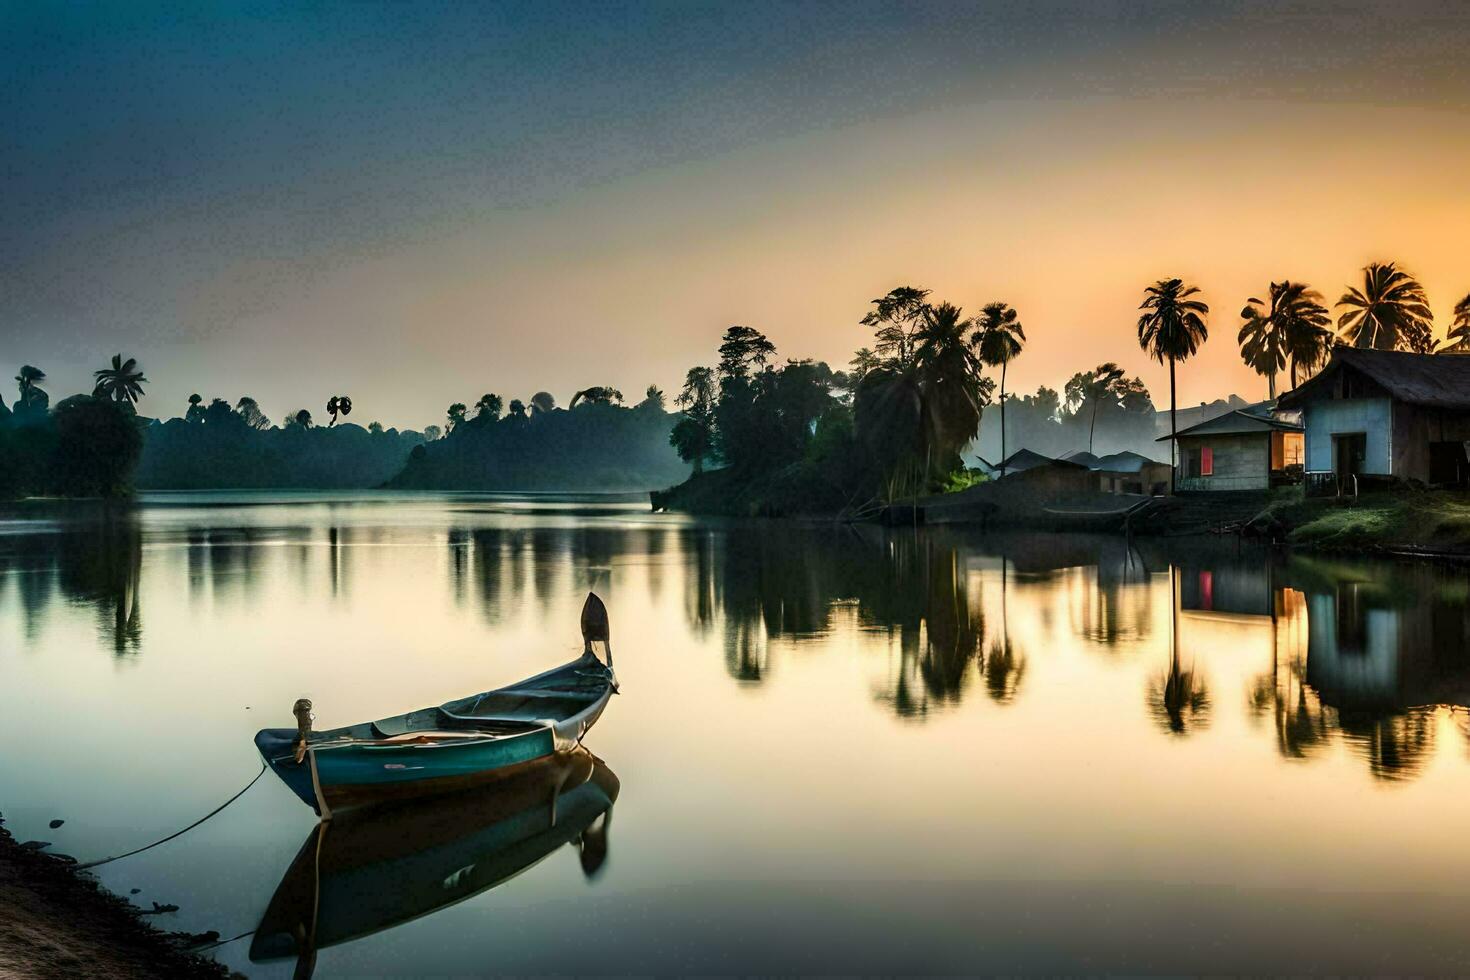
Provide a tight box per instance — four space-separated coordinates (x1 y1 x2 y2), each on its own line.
1175 433 1269 491
1302 398 1392 473
1392 404 1470 482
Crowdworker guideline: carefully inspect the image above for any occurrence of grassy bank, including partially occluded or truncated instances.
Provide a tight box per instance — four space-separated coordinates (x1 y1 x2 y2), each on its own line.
1252 488 1470 555
0 822 233 979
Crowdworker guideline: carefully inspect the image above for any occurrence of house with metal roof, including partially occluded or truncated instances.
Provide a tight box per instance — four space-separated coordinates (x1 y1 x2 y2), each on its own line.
1277 348 1470 490
1158 403 1304 492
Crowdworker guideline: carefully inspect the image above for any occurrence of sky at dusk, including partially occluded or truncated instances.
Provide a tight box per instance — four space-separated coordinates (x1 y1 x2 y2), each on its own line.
4 1 1470 429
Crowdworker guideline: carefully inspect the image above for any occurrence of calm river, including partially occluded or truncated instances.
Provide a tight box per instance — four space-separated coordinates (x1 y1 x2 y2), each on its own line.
4 492 1470 975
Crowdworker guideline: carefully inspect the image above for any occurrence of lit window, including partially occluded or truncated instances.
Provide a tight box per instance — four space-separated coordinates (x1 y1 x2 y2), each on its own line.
1201 447 1213 476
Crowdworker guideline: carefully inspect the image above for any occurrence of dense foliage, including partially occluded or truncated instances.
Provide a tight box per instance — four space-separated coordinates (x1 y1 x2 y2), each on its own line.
1 388 145 499
136 413 424 489
387 393 688 491
664 288 1001 513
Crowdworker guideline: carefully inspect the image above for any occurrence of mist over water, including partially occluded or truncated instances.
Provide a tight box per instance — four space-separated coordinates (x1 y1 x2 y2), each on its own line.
4 492 1470 975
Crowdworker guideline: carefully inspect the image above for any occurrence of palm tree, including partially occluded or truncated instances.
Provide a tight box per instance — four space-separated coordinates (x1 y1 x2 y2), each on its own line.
1138 278 1209 493
1441 293 1470 354
325 394 352 426
914 302 992 480
1277 282 1335 388
858 302 994 502
1240 281 1333 394
1238 297 1286 399
1336 262 1434 353
971 302 1025 473
92 354 147 404
14 365 46 406
1065 362 1126 454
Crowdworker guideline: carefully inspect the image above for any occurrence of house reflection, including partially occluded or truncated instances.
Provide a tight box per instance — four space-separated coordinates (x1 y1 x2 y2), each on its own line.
1173 549 1470 781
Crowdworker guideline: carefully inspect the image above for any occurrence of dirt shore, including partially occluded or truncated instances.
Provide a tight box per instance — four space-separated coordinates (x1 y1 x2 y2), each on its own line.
0 819 236 979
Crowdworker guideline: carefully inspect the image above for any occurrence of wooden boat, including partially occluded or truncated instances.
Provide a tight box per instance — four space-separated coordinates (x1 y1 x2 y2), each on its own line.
250 748 618 973
255 593 617 816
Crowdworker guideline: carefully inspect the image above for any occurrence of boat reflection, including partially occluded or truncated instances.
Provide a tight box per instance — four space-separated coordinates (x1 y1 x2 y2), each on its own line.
250 748 618 977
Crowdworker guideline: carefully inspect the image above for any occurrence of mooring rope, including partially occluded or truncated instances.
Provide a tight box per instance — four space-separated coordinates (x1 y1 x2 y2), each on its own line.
194 928 257 952
76 762 268 870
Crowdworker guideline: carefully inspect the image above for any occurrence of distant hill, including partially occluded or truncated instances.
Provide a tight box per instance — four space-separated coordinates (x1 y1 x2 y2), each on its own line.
385 402 690 492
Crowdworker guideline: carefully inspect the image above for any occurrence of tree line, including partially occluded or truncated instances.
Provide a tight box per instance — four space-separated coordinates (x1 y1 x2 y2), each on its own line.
664 262 1470 508
1 359 688 496
388 384 687 491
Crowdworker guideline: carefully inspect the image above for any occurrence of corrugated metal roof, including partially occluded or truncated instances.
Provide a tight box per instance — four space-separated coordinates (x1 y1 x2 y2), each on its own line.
1157 409 1303 441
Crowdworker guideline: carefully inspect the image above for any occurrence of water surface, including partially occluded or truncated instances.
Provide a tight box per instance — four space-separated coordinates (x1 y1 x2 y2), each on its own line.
3 492 1470 975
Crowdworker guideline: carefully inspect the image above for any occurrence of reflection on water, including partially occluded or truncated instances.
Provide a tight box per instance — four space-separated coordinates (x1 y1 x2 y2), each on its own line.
252 748 617 978
6 493 1470 974
5 503 1470 769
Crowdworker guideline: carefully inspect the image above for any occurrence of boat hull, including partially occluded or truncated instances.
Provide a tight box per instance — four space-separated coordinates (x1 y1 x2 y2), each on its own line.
255 653 615 815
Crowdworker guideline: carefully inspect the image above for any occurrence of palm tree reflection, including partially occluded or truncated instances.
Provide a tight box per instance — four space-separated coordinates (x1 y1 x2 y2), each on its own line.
1147 566 1210 735
980 555 1024 704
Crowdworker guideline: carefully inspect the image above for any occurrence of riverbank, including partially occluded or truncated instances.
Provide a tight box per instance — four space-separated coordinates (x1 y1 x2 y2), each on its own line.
650 464 858 517
0 822 233 979
1249 488 1470 558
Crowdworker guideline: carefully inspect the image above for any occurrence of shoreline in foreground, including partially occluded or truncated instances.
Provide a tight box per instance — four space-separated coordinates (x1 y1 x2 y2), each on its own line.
0 821 234 980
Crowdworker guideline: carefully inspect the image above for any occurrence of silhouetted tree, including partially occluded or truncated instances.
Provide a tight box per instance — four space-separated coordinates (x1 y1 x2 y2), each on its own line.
1241 281 1333 395
860 286 931 369
531 391 556 414
508 398 527 419
186 393 205 423
51 395 143 496
92 354 147 405
1337 262 1434 353
856 301 992 499
570 387 624 408
671 366 717 473
203 397 235 426
422 424 443 442
972 301 1025 471
1065 362 1126 454
1439 293 1470 354
326 394 352 426
1138 278 1209 492
638 384 666 413
235 396 270 429
446 402 467 432
15 365 47 409
474 393 503 421
846 348 879 395
291 409 313 429
368 420 384 435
